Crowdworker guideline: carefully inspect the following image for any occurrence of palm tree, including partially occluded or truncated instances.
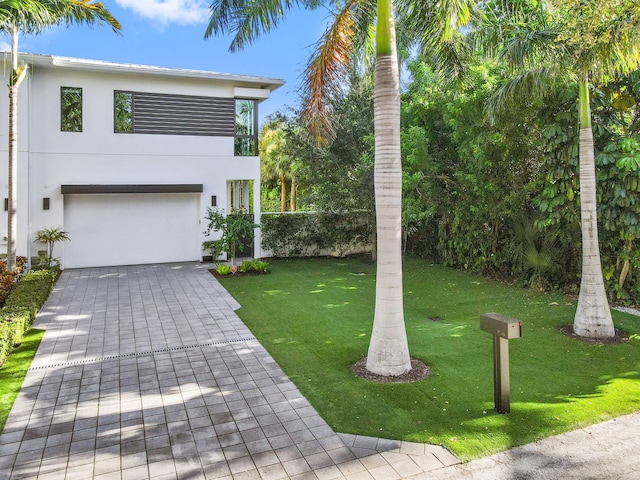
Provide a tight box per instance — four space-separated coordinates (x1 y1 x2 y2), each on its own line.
34 226 69 266
0 0 120 271
206 0 472 375
260 118 295 212
480 0 640 337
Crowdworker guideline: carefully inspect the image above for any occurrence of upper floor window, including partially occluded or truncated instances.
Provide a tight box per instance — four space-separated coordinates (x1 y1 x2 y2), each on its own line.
61 87 82 132
114 91 133 133
235 99 257 156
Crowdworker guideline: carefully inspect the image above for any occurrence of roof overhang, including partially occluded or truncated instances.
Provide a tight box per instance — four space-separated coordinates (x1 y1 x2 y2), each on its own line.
12 53 285 92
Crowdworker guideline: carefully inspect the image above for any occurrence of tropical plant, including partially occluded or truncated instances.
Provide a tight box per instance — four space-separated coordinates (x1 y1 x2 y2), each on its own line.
34 227 70 267
477 0 640 337
260 115 297 212
0 0 120 272
206 0 473 376
216 264 232 275
203 207 258 265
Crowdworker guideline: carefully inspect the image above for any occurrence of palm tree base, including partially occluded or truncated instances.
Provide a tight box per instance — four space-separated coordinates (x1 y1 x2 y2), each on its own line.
353 357 430 383
573 300 615 338
562 324 627 344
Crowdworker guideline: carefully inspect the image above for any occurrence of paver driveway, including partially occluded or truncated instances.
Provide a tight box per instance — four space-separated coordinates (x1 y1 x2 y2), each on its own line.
0 263 458 479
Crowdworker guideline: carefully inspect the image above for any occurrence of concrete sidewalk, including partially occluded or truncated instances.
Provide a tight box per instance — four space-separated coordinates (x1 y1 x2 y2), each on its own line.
408 412 640 479
0 263 459 479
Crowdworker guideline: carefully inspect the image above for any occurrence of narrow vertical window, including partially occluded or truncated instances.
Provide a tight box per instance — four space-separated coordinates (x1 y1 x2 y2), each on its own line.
235 99 257 156
114 91 134 133
61 87 83 132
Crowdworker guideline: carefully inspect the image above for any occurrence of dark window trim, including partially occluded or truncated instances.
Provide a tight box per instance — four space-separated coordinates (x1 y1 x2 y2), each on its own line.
114 90 134 134
234 99 259 156
61 184 203 194
61 86 83 133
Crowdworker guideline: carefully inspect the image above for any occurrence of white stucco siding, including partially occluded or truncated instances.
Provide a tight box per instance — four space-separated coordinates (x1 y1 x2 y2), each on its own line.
63 193 201 268
0 54 274 267
27 68 237 157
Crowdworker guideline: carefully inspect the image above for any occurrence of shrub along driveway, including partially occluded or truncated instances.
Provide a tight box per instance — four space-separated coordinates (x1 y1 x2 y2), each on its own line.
0 263 457 479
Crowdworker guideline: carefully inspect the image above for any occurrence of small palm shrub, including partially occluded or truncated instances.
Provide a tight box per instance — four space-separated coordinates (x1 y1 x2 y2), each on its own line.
34 227 70 267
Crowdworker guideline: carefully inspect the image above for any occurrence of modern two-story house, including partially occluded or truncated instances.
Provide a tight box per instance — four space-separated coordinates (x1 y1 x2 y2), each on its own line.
0 53 283 268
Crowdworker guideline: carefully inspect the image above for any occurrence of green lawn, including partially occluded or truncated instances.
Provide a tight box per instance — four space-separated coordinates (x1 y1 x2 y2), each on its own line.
0 329 44 432
220 257 640 461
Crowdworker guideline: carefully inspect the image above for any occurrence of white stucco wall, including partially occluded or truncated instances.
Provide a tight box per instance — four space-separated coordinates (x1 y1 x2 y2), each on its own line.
0 55 279 267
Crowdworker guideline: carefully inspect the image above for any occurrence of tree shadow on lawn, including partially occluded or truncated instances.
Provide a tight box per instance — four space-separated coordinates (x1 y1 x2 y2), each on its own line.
294 317 640 462
408 371 640 462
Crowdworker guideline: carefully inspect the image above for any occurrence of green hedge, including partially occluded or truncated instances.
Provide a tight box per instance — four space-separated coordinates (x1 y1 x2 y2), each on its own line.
261 212 372 258
0 268 59 367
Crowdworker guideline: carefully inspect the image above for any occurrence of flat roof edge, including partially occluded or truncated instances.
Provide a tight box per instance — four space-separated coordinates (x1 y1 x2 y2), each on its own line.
10 53 285 91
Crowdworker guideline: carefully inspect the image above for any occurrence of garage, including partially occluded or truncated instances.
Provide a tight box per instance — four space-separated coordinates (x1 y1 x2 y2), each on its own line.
61 185 203 269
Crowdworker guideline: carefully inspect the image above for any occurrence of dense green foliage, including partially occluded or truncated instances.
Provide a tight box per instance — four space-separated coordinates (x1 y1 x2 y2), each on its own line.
202 207 258 263
221 257 640 460
0 268 58 367
214 259 270 276
0 328 44 432
262 57 640 303
261 212 372 258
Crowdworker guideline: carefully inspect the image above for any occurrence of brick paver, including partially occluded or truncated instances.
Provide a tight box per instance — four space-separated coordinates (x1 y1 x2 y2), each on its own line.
0 263 458 480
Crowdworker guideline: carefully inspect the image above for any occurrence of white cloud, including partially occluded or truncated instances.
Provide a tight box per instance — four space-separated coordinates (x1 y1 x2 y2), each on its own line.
0 41 10 52
115 0 209 26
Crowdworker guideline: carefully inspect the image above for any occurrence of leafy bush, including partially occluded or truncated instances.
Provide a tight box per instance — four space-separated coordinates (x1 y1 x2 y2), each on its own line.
214 260 270 276
251 260 270 273
216 264 232 276
0 256 28 307
0 268 58 367
203 208 258 263
261 212 371 258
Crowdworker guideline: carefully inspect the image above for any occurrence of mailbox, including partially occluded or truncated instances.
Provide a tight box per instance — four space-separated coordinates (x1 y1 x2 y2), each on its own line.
480 313 522 339
480 312 522 414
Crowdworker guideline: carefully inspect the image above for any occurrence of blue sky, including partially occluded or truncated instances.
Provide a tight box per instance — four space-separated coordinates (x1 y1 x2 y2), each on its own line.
1 1 331 124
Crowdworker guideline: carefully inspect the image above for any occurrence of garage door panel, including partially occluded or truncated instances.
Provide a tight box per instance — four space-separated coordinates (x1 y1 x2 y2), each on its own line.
63 193 201 268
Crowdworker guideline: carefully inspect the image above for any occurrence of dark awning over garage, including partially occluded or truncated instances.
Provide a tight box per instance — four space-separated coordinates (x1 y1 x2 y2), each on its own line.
60 184 204 194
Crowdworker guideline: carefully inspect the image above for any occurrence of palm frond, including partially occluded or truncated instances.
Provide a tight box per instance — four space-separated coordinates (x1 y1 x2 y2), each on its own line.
397 0 475 81
484 65 567 121
300 0 371 145
0 0 57 33
205 0 321 51
53 0 121 33
0 0 120 34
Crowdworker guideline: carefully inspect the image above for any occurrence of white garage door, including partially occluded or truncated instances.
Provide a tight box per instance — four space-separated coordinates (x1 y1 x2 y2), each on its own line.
63 193 201 268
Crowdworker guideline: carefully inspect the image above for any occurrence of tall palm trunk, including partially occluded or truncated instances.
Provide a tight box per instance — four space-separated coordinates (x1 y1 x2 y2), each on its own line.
290 178 296 212
574 77 614 337
7 27 21 272
366 0 411 376
280 174 287 212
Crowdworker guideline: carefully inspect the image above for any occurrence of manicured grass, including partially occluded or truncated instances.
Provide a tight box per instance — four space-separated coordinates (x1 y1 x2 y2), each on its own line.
220 257 640 461
0 329 44 432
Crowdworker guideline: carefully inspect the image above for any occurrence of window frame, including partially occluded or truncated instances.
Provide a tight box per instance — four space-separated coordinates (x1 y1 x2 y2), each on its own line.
60 86 83 133
234 99 258 156
114 90 134 133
